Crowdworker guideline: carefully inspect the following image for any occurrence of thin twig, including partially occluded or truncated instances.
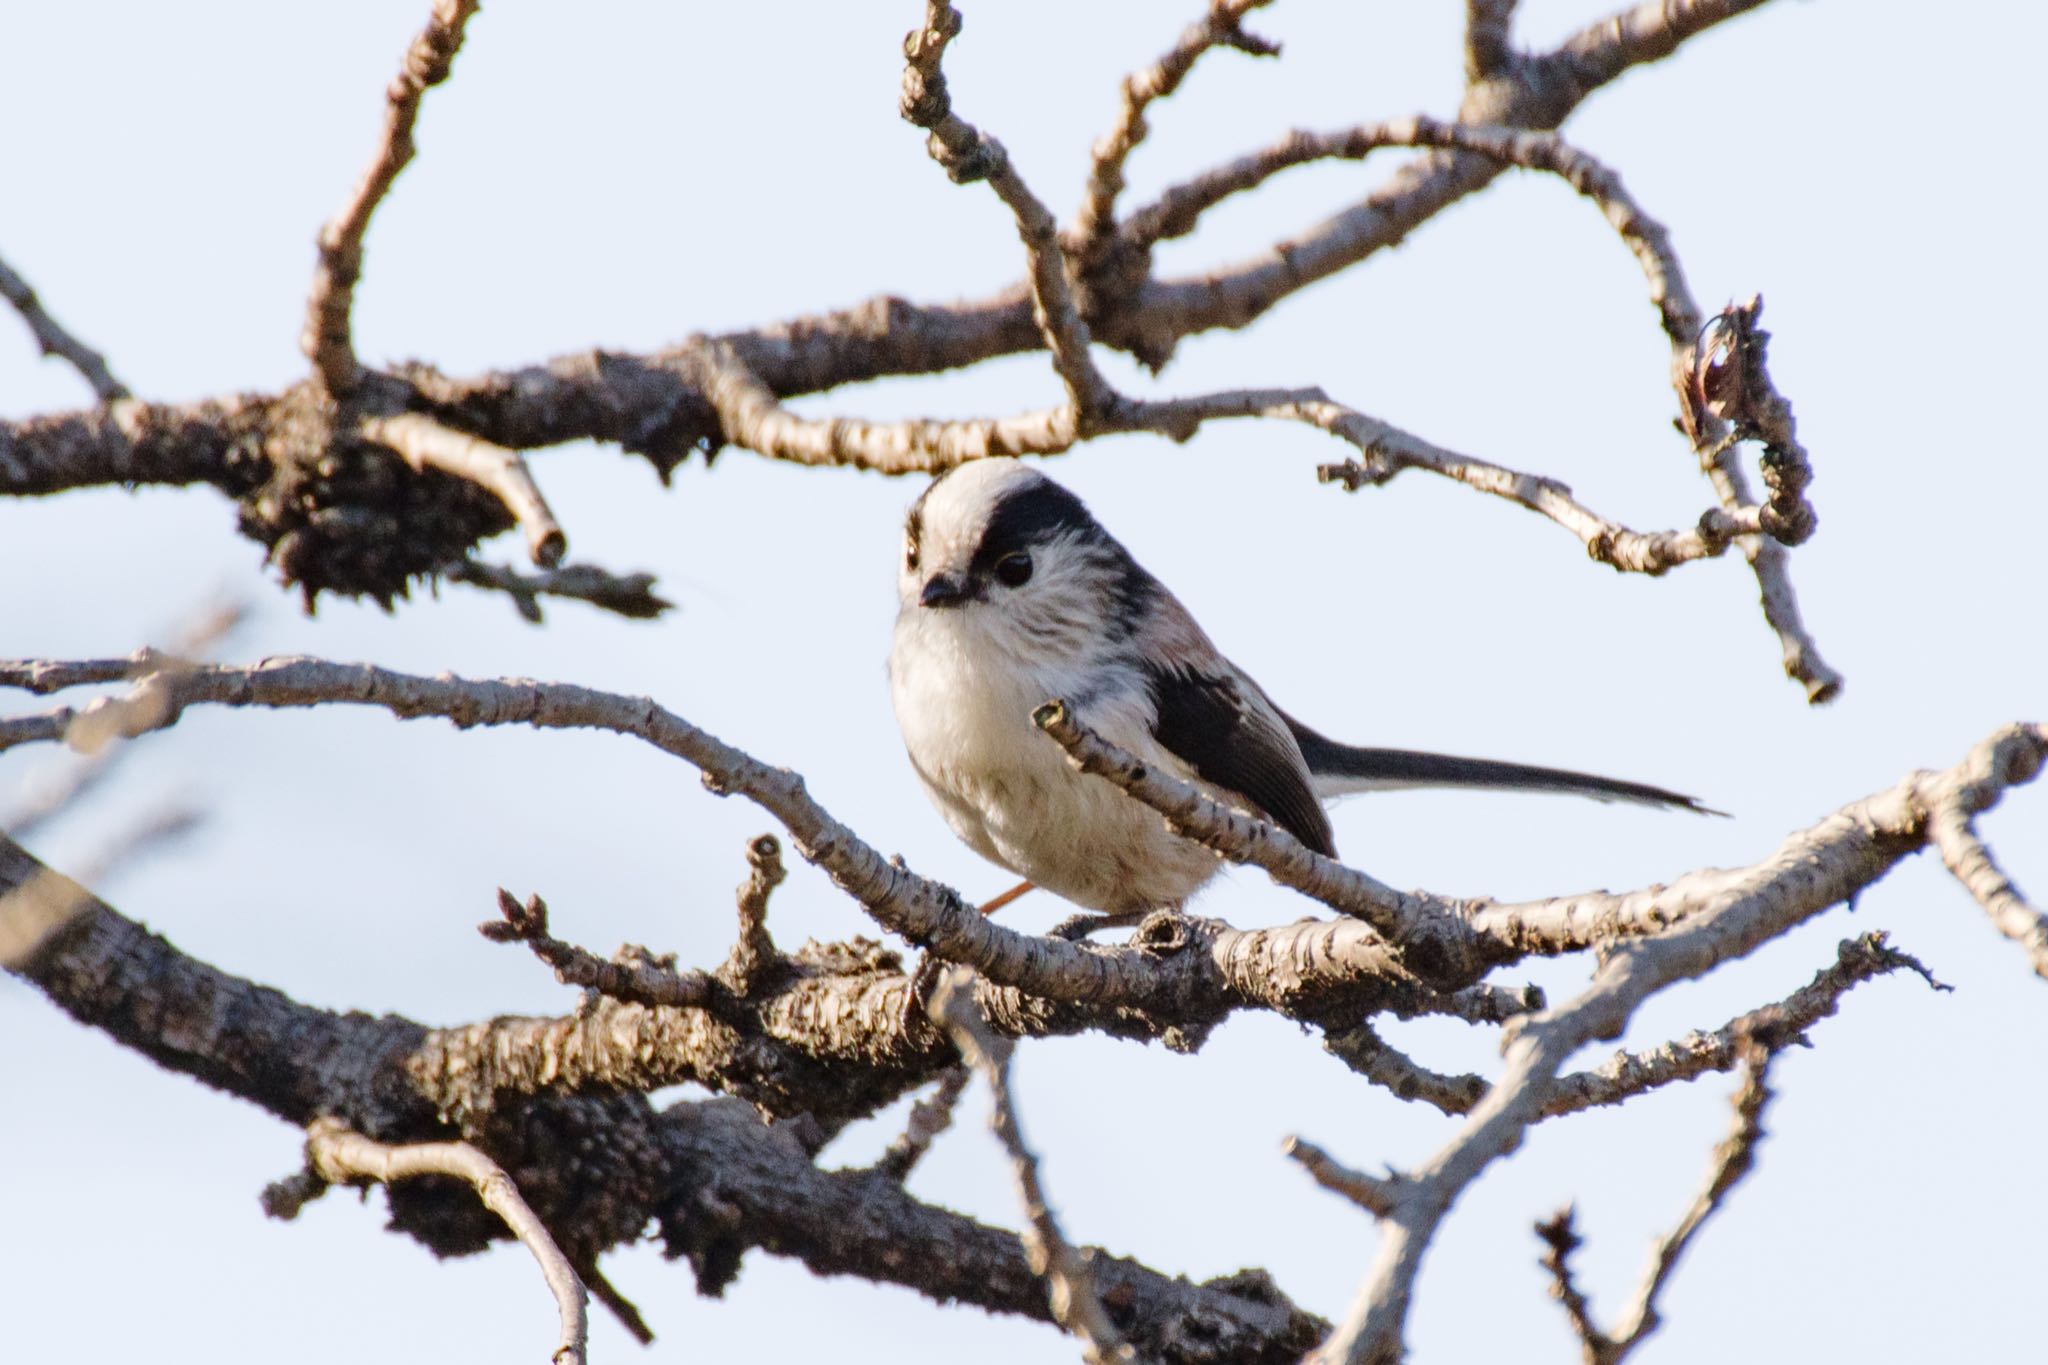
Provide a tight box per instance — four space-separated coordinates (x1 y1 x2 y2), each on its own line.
1546 932 1944 1117
930 968 1138 1364
1123 0 1780 361
1321 1021 1489 1115
1604 1042 1777 1355
1126 118 1689 348
1329 931 1932 1118
287 1117 589 1365
720 833 786 993
1284 1137 1403 1220
1121 111 1838 697
1924 738 2048 981
1534 1209 1604 1358
901 1 1123 427
873 1066 973 1182
0 252 129 402
579 1258 655 1345
481 889 716 1009
1072 0 1278 253
442 558 672 624
1309 404 1760 575
363 412 566 566
1538 1041 1781 1364
303 0 482 393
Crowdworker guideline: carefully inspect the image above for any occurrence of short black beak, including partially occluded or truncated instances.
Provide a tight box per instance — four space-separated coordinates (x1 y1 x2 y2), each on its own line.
919 573 972 609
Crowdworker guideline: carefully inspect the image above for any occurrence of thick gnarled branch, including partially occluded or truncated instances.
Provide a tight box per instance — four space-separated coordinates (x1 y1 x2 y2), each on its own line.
0 832 1325 1365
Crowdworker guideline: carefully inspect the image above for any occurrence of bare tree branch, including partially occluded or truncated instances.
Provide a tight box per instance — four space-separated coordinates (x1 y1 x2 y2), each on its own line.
1537 1040 1779 1364
1544 0 1775 94
0 831 1326 1363
1464 0 1519 82
1925 743 2048 981
483 889 716 1009
932 969 1138 1364
0 251 129 402
1601 1041 1777 1357
1120 0 1779 360
1542 931 1943 1118
1311 413 1759 576
1306 728 2046 1365
6 656 2041 1020
0 655 1429 1019
1285 1137 1405 1220
304 0 482 393
1072 1 1279 254
0 0 1817 678
364 412 566 566
722 833 787 993
1036 704 2048 993
270 1117 590 1365
441 557 673 624
1535 1209 1604 1357
873 1066 973 1182
692 339 1077 470
901 2 1120 426
483 835 789 1010
3 0 1790 486
5 6 2033 1359
1327 931 1933 1119
1322 1021 1490 1115
1119 116 1825 643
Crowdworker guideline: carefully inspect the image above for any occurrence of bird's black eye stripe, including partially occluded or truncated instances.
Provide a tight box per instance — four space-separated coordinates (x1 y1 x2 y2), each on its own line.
971 480 1100 573
993 551 1032 587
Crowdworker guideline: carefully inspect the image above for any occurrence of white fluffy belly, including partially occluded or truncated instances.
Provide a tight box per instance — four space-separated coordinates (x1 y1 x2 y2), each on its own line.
890 621 1221 913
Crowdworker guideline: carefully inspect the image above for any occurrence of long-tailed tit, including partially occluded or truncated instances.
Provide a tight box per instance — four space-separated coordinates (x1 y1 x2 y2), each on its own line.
888 459 1708 916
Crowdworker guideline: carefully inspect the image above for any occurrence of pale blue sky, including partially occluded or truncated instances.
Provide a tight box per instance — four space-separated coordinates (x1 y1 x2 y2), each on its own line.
4 3 2044 1362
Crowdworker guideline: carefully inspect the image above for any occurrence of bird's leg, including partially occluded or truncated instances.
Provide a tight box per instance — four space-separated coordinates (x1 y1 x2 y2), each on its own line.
978 881 1036 916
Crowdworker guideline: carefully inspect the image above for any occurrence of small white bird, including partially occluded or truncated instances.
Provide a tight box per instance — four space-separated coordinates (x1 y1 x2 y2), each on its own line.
888 459 1708 916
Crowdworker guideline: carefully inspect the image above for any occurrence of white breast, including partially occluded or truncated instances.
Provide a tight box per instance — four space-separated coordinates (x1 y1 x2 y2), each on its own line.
889 609 1224 914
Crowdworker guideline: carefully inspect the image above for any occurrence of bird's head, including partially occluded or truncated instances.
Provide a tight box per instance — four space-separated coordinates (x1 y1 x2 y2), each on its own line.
896 458 1154 661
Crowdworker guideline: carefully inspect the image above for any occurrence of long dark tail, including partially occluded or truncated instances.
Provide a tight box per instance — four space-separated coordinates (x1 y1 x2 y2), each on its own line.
1286 717 1719 815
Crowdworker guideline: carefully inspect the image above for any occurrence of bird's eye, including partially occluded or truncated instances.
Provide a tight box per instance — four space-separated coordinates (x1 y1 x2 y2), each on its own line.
993 552 1033 587
905 536 920 572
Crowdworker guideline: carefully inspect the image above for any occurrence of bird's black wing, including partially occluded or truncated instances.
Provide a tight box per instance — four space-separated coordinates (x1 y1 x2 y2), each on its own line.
1143 664 1337 856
